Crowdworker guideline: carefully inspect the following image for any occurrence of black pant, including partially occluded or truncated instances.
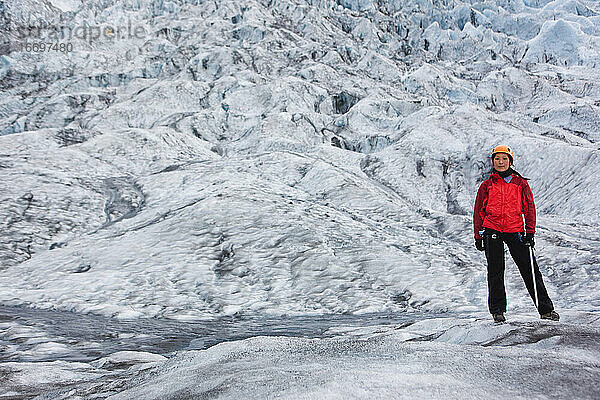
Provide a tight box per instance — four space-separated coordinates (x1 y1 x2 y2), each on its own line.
483 229 554 315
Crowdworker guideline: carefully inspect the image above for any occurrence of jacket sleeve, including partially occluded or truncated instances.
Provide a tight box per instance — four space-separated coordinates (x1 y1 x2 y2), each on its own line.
521 180 536 234
473 181 488 239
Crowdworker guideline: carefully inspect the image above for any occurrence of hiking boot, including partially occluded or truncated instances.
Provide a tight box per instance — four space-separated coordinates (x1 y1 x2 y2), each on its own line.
493 313 506 323
540 311 560 321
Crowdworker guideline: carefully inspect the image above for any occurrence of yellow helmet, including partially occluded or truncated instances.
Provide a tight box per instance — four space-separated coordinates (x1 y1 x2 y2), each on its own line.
491 145 514 164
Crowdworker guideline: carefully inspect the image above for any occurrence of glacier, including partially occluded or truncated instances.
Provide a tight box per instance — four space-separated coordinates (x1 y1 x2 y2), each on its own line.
0 0 599 398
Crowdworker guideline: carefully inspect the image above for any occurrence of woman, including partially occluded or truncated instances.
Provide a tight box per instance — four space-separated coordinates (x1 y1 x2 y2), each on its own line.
473 145 559 323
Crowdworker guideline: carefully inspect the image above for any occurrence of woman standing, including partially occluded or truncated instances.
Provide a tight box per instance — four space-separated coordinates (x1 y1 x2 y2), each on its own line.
473 145 559 323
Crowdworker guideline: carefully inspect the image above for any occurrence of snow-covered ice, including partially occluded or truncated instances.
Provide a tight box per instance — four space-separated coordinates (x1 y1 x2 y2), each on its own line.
2 310 598 399
103 314 600 400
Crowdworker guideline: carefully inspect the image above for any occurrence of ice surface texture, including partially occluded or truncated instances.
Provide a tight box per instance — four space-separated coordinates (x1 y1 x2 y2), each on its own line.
2 311 599 399
0 0 599 321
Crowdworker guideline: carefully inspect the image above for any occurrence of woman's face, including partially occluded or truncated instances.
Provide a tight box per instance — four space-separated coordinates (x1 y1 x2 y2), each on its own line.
493 153 511 172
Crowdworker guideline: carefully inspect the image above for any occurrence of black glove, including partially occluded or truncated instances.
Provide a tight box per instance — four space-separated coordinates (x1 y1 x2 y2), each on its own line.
523 233 535 247
475 238 485 251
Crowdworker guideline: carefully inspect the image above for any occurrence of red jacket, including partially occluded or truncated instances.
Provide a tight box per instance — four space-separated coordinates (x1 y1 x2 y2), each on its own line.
473 172 536 239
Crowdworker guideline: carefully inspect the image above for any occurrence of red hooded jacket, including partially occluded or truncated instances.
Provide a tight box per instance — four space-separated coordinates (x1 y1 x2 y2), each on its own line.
473 171 536 240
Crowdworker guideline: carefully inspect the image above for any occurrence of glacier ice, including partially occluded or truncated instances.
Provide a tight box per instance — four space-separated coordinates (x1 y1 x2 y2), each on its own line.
0 0 600 396
1 0 599 320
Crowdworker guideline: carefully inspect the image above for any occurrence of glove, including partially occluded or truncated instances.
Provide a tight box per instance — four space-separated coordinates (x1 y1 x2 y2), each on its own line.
475 238 485 251
523 233 535 247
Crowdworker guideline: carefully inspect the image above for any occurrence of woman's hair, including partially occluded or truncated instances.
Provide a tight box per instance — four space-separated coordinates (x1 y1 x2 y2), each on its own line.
490 166 529 180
